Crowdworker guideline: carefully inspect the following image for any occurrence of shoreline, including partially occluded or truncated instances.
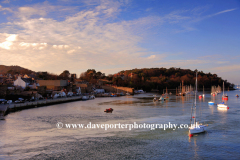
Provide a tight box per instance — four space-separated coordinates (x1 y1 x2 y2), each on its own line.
1 96 83 116
0 94 131 117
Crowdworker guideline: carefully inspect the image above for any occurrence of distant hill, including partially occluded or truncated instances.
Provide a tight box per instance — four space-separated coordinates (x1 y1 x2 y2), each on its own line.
0 65 34 75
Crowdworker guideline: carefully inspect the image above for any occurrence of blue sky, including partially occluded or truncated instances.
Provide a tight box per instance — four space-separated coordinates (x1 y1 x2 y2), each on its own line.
0 0 240 84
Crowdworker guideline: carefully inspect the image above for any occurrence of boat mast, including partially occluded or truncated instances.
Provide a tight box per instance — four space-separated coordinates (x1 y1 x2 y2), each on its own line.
223 82 224 96
194 72 197 125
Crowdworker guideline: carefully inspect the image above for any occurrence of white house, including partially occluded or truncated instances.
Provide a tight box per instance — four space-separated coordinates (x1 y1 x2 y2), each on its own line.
13 76 39 89
93 89 105 93
76 87 81 94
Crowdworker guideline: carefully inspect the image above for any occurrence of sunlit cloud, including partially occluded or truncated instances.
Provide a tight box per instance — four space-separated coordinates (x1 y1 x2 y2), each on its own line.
147 55 156 59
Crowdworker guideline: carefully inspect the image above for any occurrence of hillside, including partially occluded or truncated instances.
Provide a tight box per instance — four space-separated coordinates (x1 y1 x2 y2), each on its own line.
0 65 34 75
109 67 234 91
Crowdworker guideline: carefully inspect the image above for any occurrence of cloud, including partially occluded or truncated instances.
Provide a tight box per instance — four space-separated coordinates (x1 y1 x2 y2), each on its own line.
0 5 12 12
191 8 237 23
1 0 10 4
0 1 157 74
211 8 237 16
0 1 238 76
147 55 156 59
0 34 18 49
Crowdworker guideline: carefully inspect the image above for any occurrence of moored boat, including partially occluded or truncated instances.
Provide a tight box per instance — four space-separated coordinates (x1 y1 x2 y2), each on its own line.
217 102 229 109
222 82 228 100
208 101 214 105
104 108 113 112
189 72 207 137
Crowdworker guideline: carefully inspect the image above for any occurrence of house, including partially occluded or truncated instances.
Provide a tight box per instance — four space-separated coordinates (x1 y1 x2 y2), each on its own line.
94 89 105 93
38 80 68 90
13 76 39 89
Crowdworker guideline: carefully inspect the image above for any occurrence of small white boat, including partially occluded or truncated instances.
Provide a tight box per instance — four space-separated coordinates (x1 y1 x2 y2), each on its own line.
89 95 95 99
189 122 207 134
158 96 164 101
217 103 229 109
208 101 214 105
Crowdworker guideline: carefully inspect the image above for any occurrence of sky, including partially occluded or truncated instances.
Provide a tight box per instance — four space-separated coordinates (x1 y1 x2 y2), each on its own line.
0 0 240 84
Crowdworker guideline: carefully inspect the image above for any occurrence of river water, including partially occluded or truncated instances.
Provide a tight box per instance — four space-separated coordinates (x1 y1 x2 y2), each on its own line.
0 90 240 159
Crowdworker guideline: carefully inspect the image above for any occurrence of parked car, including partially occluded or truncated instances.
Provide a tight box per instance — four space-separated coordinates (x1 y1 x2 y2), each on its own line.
15 98 24 103
15 100 22 103
0 99 6 104
7 100 12 104
1 100 7 104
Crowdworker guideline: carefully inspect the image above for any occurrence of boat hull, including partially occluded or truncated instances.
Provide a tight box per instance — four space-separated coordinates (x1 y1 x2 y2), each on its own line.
222 96 228 100
189 125 207 134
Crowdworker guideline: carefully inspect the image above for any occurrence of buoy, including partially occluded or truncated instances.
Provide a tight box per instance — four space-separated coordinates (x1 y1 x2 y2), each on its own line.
189 134 193 137
227 107 229 109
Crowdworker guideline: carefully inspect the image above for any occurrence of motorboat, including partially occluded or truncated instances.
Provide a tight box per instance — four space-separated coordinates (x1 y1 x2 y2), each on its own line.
104 108 113 112
208 101 214 105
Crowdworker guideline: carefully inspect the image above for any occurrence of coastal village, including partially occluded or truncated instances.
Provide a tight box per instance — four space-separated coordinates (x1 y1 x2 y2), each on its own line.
0 69 136 118
0 71 134 101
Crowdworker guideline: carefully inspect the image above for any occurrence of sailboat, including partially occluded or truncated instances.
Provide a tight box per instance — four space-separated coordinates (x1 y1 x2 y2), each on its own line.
221 82 228 101
189 72 207 136
217 82 229 109
202 86 205 97
126 90 130 96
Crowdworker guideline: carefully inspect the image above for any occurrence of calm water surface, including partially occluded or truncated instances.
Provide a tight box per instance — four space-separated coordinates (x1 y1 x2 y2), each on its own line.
0 90 240 159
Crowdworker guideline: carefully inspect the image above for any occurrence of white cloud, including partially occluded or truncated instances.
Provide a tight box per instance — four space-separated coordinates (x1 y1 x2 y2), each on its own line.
211 8 237 16
67 49 75 55
147 55 156 59
0 34 18 49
